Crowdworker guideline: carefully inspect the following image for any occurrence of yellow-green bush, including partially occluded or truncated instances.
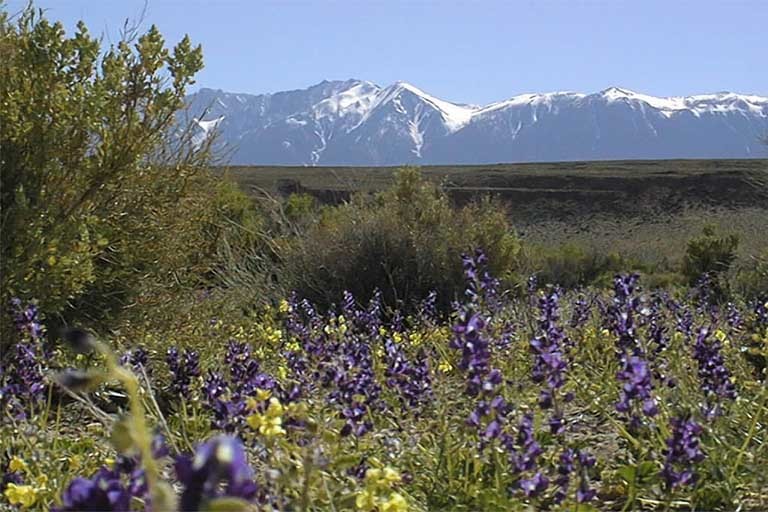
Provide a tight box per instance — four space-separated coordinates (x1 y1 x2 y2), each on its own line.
0 7 244 334
681 225 739 286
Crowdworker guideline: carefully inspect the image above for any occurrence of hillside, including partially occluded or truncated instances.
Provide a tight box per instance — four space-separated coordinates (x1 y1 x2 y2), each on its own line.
223 158 768 264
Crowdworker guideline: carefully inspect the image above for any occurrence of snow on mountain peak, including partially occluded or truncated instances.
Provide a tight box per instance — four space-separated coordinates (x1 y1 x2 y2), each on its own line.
477 91 586 115
370 81 478 132
184 81 768 165
310 80 379 121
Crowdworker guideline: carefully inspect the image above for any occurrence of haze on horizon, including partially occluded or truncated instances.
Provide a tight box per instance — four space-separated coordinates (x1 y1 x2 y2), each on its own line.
5 0 767 105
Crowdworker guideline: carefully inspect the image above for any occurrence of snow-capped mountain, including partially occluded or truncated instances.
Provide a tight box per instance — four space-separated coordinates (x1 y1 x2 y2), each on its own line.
184 80 768 165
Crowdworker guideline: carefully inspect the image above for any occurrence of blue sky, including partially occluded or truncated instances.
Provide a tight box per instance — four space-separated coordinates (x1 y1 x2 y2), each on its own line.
6 0 766 105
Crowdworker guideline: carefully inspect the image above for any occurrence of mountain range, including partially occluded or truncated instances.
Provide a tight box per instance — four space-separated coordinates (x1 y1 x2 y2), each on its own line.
185 80 768 166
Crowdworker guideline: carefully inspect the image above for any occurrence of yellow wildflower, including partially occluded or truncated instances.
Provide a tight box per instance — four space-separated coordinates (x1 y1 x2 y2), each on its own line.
364 468 382 483
355 488 377 510
246 413 285 437
246 398 286 437
4 483 37 508
278 299 290 313
438 360 453 373
9 456 27 473
392 332 403 343
256 388 272 402
381 492 408 512
68 455 81 471
266 397 284 417
381 467 401 485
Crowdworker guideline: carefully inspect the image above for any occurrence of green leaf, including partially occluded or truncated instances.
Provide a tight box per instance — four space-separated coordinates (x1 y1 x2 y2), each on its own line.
202 497 254 512
637 461 659 483
617 464 637 484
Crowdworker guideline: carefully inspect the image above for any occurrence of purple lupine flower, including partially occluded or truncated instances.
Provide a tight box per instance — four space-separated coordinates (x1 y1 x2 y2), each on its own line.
569 294 592 328
451 312 492 396
175 435 259 511
417 290 439 325
530 291 570 437
201 371 251 433
462 249 499 307
648 311 670 355
166 348 200 398
0 343 47 419
1 300 49 418
675 307 694 340
614 274 640 303
661 417 705 489
615 355 658 425
452 252 511 446
519 472 549 497
753 298 768 326
726 303 742 330
225 341 262 395
552 448 597 504
692 326 736 418
553 448 576 503
119 347 150 376
511 413 543 473
606 274 643 356
55 468 133 511
9 298 44 342
527 275 538 296
383 337 432 410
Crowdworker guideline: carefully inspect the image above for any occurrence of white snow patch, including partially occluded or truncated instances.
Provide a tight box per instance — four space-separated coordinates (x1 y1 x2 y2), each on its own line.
285 117 308 126
311 81 380 125
408 103 426 157
191 116 225 148
476 92 586 116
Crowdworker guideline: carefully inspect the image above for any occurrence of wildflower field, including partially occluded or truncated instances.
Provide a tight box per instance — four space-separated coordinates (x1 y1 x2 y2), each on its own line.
2 252 768 511
2 6 768 511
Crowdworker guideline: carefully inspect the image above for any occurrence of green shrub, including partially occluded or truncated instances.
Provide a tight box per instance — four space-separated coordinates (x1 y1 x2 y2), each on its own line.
732 250 768 300
681 226 739 286
522 243 632 289
278 167 521 311
283 193 319 224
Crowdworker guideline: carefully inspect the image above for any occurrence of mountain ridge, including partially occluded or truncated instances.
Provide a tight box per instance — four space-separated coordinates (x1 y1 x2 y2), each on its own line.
185 80 768 165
